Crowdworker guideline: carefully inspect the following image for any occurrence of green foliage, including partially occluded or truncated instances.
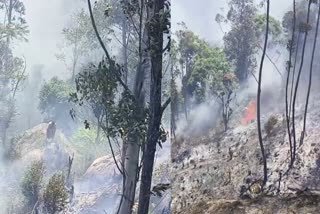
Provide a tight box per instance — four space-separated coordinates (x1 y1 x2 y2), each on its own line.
21 161 44 208
72 60 117 113
43 173 69 214
190 46 232 103
72 127 105 145
223 0 258 82
71 59 148 142
0 0 29 42
254 14 283 45
70 127 110 175
4 134 22 160
175 25 233 103
38 77 74 120
112 90 149 143
175 25 217 104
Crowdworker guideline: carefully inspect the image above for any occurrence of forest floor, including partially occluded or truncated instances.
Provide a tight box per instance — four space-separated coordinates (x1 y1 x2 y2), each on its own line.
171 92 320 213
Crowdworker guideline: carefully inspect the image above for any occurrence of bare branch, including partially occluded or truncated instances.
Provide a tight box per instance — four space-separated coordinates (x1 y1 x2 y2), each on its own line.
161 97 171 116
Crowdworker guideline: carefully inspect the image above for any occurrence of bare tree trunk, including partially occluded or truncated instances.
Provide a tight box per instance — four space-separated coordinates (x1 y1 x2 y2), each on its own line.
122 14 129 85
301 2 320 147
95 117 101 144
291 1 312 167
118 0 148 213
119 130 142 213
289 32 301 118
257 0 269 187
138 0 166 212
6 0 13 44
285 0 296 169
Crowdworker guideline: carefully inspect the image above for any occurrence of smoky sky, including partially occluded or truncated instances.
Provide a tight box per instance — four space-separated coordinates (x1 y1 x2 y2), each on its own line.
14 0 85 79
12 0 292 80
172 0 292 43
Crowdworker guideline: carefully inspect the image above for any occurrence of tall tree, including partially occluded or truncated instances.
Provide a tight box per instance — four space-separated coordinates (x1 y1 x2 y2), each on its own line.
85 1 153 213
223 0 258 82
0 0 28 146
257 0 270 187
137 0 170 212
285 0 296 168
291 0 312 166
175 25 202 119
301 0 319 147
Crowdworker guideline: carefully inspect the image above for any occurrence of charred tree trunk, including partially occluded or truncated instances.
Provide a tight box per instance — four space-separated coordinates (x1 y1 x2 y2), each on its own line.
291 1 312 167
285 0 296 168
301 2 320 147
138 0 166 213
257 0 270 187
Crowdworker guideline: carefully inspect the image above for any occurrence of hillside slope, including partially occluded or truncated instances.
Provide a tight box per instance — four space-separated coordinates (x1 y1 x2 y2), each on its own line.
172 95 320 213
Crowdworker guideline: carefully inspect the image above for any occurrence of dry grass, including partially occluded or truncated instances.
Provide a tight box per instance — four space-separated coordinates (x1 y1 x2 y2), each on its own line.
188 193 320 214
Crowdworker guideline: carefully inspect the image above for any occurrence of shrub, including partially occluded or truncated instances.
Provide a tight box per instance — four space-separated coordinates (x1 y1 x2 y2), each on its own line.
4 135 21 160
21 161 44 208
43 173 68 214
265 115 278 136
70 127 110 176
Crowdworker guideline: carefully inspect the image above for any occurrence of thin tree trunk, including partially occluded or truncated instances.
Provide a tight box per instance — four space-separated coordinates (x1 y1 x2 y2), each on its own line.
291 1 312 167
289 32 301 118
285 0 296 168
95 118 101 144
301 2 320 147
257 0 269 187
138 0 165 213
6 0 13 44
122 15 129 85
0 121 7 146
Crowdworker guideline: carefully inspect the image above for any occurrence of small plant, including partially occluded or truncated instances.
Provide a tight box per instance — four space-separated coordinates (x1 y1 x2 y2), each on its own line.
3 133 25 160
21 160 44 208
265 115 278 136
43 173 68 214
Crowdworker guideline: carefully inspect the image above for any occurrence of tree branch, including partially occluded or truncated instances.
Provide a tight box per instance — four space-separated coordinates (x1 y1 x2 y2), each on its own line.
87 0 131 95
161 97 171 116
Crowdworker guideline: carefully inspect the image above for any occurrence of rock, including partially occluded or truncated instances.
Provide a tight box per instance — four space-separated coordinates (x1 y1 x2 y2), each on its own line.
84 155 122 184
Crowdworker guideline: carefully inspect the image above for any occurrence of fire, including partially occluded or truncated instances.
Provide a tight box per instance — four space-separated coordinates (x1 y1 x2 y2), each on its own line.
241 98 257 125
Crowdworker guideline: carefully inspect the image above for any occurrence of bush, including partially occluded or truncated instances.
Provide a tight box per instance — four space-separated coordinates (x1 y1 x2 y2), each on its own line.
70 127 110 176
265 115 278 136
43 173 69 214
3 136 21 160
21 161 44 208
38 77 75 134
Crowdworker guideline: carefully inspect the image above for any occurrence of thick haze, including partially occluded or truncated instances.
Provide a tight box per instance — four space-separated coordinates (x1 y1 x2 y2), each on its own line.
14 0 85 79
172 0 291 43
172 0 293 137
10 0 292 80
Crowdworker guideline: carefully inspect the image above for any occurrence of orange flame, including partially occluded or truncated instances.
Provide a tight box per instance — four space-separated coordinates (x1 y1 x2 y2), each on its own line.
241 98 257 125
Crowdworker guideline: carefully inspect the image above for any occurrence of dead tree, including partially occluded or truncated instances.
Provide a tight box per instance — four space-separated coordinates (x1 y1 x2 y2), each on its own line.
257 0 270 187
291 0 312 167
301 1 320 148
285 0 296 167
